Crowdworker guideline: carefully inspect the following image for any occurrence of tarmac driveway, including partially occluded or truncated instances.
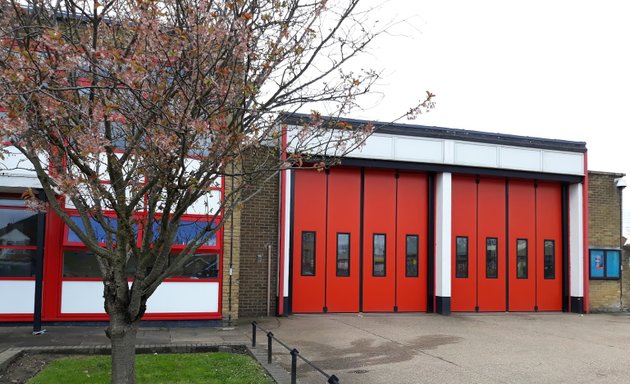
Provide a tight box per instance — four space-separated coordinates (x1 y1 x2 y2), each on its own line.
254 312 630 384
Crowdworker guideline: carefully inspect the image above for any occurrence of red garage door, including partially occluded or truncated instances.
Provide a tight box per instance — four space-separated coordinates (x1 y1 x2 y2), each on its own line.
535 182 563 311
326 168 361 312
363 169 397 312
291 170 327 313
452 176 562 312
292 168 428 313
452 175 506 312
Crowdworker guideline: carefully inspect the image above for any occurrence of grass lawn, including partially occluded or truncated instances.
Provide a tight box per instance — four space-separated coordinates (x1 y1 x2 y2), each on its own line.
29 352 274 384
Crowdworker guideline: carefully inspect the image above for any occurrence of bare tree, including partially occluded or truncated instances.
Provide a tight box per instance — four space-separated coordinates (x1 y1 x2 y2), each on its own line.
0 0 434 382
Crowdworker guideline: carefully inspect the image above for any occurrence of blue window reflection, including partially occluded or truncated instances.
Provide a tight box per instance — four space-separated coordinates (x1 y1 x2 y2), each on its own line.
153 220 216 247
67 216 137 244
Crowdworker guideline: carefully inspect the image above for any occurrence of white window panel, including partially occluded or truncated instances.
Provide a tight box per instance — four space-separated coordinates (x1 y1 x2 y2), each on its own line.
186 190 221 215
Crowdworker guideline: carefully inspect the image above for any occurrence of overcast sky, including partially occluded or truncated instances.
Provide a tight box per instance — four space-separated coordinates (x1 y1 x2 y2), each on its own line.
344 0 630 239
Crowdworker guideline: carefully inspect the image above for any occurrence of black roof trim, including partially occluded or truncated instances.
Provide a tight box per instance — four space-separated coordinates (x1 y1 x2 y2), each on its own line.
280 113 587 153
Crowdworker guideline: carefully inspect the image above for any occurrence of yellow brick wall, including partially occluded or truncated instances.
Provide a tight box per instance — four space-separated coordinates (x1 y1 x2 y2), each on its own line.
588 171 624 312
221 169 241 325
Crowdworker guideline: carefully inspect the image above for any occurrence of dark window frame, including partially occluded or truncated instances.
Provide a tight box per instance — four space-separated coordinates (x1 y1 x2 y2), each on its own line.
336 232 350 277
455 236 468 278
405 235 419 278
0 196 40 278
516 239 528 279
544 240 555 279
301 231 316 276
589 248 621 280
372 233 386 277
486 237 498 279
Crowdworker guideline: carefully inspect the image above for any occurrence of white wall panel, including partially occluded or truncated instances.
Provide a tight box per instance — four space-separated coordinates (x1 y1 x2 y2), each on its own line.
499 146 542 172
394 137 443 163
454 142 498 167
569 183 584 297
147 282 219 313
61 281 106 313
542 151 584 175
435 172 452 297
61 280 219 314
0 280 34 314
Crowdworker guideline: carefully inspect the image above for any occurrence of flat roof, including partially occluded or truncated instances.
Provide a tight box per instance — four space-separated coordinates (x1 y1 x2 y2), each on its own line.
282 113 587 153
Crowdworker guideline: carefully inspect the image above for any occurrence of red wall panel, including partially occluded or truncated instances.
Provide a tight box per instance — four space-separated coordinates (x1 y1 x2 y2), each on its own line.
451 175 477 312
477 177 506 311
326 168 361 312
396 173 428 312
508 180 536 311
536 182 563 311
291 170 327 312
362 169 396 312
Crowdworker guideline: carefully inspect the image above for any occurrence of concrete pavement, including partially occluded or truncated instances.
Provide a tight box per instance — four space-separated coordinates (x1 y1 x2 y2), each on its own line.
254 312 630 384
1 313 630 383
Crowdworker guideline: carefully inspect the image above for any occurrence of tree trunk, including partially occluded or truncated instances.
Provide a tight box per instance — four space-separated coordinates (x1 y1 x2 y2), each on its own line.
108 317 138 384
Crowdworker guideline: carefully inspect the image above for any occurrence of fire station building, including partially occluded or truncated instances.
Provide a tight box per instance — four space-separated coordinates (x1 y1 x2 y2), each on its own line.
1 114 626 323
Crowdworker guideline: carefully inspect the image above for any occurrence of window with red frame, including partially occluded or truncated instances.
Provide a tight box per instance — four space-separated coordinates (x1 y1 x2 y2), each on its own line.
0 197 41 278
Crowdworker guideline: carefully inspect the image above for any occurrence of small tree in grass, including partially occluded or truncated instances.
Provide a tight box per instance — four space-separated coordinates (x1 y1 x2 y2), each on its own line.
0 0 434 382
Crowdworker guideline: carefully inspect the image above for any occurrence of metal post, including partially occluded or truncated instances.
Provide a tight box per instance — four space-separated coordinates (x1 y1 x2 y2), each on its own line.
290 348 299 384
32 190 47 336
252 321 257 347
328 374 340 384
267 332 273 364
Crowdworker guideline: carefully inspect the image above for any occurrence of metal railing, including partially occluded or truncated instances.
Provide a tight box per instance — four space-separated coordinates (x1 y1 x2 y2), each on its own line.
252 321 340 384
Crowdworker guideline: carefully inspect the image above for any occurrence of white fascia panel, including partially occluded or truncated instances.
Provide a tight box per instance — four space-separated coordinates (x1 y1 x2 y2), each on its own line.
542 151 584 176
393 136 443 163
569 183 584 297
0 280 35 314
454 142 498 168
0 175 42 189
499 146 542 172
351 134 394 160
0 146 37 178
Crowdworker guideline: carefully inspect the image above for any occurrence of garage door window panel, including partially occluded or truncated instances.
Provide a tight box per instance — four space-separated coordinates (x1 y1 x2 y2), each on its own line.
544 240 555 279
486 237 498 279
406 235 419 277
301 231 316 276
373 234 386 277
336 233 350 277
516 239 528 279
456 236 468 278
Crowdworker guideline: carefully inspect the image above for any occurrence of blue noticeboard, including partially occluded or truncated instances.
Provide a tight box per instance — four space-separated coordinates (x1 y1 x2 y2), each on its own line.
606 250 621 279
590 249 621 280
